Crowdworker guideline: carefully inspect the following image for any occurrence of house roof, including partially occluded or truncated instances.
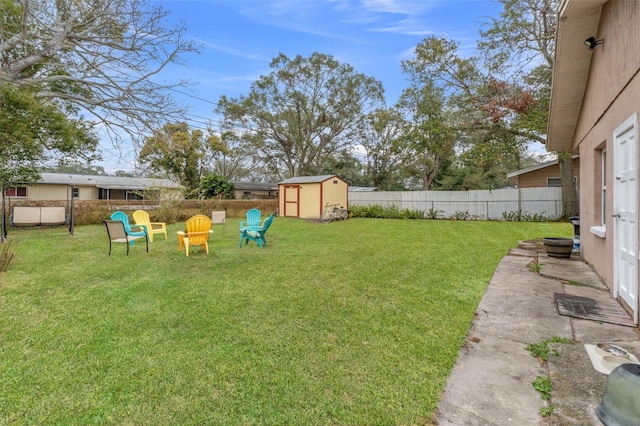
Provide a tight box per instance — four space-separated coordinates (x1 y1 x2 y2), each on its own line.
348 186 379 192
506 160 560 178
546 0 607 152
278 175 342 184
506 155 579 178
231 181 278 191
37 173 183 190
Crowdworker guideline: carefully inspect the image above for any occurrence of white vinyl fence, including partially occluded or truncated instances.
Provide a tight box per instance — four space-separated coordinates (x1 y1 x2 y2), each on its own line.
348 187 563 220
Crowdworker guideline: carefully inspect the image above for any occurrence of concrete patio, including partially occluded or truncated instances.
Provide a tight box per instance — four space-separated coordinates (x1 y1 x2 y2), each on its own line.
436 244 640 425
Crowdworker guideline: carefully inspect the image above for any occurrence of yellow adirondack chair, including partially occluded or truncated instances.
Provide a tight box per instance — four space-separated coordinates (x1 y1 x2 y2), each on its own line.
132 210 167 242
177 214 213 256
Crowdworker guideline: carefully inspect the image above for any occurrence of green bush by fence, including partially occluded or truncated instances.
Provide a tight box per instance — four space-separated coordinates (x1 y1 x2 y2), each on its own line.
349 204 424 219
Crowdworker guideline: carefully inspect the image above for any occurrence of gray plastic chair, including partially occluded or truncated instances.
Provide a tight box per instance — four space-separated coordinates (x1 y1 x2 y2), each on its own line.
104 220 149 255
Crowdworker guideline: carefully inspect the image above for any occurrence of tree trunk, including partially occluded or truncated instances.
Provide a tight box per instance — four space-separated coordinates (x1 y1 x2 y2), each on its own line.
560 157 579 217
422 157 441 190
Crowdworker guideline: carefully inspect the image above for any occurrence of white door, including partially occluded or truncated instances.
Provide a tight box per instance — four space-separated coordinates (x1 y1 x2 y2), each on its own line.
613 113 639 324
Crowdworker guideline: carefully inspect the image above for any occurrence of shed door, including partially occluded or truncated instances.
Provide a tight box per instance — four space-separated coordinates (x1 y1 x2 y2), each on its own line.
283 185 300 217
613 114 638 324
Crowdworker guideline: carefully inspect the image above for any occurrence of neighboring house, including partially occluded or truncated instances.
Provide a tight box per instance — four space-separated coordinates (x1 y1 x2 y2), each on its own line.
230 181 278 199
348 186 379 192
547 0 640 323
278 175 348 220
506 157 580 188
3 173 184 201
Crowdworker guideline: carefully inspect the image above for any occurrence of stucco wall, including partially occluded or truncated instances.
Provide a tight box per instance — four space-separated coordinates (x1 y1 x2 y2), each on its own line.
572 0 640 290
20 184 70 201
12 184 102 201
574 1 640 144
14 183 185 201
577 76 640 289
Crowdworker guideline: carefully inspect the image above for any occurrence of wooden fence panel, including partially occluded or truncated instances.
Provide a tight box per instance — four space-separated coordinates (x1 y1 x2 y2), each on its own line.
348 187 563 220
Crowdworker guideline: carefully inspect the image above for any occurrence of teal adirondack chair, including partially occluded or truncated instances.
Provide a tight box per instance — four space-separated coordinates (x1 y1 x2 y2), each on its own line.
110 211 147 245
239 213 275 248
239 208 261 231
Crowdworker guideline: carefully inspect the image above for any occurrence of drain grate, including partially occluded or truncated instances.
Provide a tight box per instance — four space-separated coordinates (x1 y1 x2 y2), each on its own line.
554 293 636 327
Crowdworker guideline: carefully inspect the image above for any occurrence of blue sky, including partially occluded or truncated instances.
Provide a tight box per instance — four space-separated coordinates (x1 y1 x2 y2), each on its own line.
103 0 504 172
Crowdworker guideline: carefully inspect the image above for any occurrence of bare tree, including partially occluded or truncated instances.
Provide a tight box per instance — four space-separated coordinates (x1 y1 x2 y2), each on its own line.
217 52 384 179
207 120 256 181
0 0 199 154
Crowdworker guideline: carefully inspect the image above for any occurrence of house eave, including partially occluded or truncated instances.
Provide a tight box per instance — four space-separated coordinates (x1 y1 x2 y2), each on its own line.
507 160 560 179
37 173 184 190
546 0 606 152
506 155 579 178
278 175 341 185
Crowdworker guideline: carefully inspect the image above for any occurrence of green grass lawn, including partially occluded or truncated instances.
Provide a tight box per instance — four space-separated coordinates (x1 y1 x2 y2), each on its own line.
0 217 571 425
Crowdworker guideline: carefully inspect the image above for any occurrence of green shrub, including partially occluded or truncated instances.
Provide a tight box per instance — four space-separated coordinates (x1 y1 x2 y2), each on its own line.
145 189 183 224
502 210 553 222
349 204 425 219
451 210 471 220
502 210 523 221
74 205 112 226
404 208 425 219
426 208 443 219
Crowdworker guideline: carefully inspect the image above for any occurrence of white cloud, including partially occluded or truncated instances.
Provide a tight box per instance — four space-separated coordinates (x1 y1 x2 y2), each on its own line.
358 0 438 15
195 38 263 61
371 18 436 36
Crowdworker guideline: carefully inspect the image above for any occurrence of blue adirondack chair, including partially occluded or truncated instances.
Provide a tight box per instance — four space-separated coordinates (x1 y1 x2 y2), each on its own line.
239 208 261 231
110 211 147 245
239 213 275 248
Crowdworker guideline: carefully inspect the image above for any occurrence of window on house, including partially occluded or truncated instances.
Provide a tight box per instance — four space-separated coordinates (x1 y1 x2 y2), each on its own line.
126 191 143 200
601 149 607 225
590 145 607 238
4 186 27 197
547 176 578 188
72 187 79 198
547 178 562 187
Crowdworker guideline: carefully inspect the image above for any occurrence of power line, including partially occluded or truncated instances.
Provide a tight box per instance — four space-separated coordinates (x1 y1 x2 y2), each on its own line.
169 87 219 106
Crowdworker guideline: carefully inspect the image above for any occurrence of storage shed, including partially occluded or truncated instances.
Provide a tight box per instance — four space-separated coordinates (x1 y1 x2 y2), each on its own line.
278 175 348 219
